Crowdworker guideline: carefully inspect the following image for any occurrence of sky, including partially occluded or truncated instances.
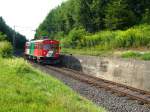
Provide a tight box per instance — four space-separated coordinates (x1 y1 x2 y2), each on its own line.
0 0 66 40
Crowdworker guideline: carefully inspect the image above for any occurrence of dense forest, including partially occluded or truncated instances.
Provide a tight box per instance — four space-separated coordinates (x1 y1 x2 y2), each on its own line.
0 17 26 49
36 0 150 38
36 0 150 54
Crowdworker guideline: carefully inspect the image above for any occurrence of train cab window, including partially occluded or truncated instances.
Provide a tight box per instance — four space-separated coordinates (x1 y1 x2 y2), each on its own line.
43 44 51 50
43 44 59 50
35 44 39 49
34 45 37 49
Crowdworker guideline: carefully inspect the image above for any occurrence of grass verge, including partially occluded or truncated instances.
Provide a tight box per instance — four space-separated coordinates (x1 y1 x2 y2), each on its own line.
62 48 150 61
62 48 113 57
121 51 150 60
0 57 106 112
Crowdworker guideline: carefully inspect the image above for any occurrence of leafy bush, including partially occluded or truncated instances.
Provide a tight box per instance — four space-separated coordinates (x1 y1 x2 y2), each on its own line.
114 25 150 48
141 52 150 60
0 32 7 41
61 27 88 48
60 37 72 48
0 41 13 58
84 31 115 49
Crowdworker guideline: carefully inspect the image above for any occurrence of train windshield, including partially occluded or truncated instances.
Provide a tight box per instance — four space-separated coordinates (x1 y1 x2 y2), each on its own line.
43 44 59 50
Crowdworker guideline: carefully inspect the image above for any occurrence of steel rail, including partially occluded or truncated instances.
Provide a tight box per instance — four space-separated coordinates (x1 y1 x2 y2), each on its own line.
45 65 150 105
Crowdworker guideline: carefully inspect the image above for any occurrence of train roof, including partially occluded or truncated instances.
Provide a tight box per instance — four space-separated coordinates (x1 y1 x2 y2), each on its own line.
28 39 59 43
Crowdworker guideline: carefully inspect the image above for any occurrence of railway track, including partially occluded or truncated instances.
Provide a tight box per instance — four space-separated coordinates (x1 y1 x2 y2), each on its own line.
44 65 150 105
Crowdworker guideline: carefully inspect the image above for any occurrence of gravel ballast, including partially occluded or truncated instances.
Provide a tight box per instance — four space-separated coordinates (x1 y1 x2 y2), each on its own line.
34 64 150 112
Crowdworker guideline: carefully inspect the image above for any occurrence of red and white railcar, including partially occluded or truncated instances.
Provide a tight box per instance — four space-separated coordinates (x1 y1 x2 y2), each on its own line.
25 39 61 64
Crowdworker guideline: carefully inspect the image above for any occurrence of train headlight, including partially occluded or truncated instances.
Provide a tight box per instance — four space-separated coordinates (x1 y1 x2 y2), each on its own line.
43 51 47 55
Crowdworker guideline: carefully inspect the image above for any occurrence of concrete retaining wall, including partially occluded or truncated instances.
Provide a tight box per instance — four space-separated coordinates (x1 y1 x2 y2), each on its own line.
61 55 150 91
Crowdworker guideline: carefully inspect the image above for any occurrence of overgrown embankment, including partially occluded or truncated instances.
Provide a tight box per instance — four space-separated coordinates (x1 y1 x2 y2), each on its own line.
61 24 150 50
61 24 150 60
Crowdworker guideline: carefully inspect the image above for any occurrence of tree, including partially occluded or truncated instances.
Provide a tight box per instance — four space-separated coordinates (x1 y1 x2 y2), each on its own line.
142 8 150 24
104 0 136 30
126 0 149 22
36 0 150 40
89 0 108 31
0 17 26 49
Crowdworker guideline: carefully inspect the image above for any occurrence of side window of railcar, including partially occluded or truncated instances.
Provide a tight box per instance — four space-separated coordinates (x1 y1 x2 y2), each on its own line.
40 44 42 49
37 43 40 49
36 44 38 49
35 44 37 49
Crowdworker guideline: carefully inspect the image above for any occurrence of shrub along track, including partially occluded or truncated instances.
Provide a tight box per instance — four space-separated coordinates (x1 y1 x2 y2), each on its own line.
29 61 150 111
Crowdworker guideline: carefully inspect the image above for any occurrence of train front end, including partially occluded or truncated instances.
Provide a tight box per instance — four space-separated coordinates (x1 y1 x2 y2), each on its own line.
39 39 60 64
25 39 61 65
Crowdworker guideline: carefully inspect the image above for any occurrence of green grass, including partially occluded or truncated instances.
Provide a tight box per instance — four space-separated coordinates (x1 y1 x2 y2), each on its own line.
141 52 150 60
62 48 113 57
0 57 106 112
62 48 150 61
121 51 150 60
121 51 141 58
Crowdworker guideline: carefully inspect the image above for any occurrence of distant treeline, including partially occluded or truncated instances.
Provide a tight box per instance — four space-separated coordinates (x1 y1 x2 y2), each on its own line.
0 17 26 49
36 0 150 38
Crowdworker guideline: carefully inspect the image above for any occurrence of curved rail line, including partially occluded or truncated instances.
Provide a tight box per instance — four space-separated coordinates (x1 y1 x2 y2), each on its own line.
44 65 150 105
